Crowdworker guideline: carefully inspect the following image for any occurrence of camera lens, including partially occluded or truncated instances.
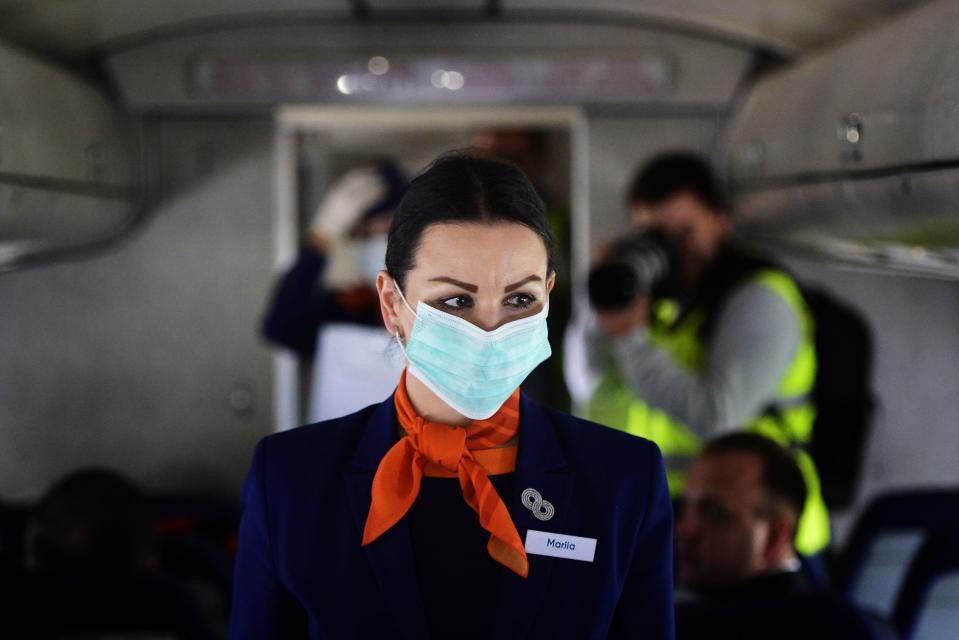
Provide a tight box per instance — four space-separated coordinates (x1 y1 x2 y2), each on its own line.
587 232 676 311
588 262 645 310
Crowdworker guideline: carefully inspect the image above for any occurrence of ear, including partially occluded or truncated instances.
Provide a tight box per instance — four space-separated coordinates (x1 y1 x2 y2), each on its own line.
763 511 796 563
546 269 556 295
375 271 403 336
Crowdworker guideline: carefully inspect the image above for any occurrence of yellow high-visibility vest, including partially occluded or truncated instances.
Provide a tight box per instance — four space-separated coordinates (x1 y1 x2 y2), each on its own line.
586 269 830 555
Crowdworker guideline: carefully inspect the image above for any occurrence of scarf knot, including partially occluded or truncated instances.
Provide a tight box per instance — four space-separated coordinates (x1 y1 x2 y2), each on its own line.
416 421 468 472
362 370 529 578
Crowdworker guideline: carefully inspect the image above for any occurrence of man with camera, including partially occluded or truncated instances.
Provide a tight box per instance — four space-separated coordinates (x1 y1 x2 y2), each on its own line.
564 151 829 555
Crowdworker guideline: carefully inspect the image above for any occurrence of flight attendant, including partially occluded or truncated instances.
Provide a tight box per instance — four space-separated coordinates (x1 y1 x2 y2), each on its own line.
230 152 674 639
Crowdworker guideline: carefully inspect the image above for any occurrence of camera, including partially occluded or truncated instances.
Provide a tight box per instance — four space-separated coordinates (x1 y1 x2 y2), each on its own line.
587 232 680 311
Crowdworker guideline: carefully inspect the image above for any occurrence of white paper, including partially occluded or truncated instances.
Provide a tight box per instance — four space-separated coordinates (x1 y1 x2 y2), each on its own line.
309 323 405 422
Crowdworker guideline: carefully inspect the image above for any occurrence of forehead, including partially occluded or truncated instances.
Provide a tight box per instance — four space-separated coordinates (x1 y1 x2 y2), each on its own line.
412 222 548 281
684 452 764 505
633 191 712 218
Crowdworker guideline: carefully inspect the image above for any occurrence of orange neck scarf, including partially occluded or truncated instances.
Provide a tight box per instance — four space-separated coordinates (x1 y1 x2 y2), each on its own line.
362 370 528 577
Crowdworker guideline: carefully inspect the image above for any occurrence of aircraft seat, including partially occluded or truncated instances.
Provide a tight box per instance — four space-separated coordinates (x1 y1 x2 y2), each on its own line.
892 532 959 640
0 502 28 566
34 568 215 639
836 489 959 616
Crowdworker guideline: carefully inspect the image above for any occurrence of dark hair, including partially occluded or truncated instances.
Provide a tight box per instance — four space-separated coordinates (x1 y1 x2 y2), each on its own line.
385 151 553 290
627 151 729 213
701 433 807 520
29 468 153 571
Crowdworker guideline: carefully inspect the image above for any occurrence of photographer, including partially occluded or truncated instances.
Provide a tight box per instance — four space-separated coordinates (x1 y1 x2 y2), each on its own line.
564 151 829 555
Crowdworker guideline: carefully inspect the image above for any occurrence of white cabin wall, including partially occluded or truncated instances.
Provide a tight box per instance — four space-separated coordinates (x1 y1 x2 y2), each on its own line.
784 258 959 542
0 119 276 501
585 114 721 253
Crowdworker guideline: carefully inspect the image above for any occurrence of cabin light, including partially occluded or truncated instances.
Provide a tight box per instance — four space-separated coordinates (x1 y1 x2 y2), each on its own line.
430 69 465 90
336 74 356 95
838 113 863 163
368 56 390 75
445 70 465 90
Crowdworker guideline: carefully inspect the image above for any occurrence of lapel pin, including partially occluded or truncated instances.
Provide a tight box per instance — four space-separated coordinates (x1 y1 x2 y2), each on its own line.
521 488 555 522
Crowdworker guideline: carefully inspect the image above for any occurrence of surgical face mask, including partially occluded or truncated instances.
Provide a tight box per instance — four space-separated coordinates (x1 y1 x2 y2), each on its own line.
358 235 388 285
392 283 551 420
325 235 387 287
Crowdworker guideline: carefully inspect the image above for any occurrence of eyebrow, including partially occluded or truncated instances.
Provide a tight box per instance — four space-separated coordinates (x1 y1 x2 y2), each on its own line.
427 274 543 293
504 275 542 292
428 277 478 292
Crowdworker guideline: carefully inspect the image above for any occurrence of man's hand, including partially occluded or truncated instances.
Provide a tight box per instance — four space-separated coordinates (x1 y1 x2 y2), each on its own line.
595 295 652 338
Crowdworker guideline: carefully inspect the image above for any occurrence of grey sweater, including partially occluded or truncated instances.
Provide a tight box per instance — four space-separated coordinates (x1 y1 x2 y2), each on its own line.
563 281 800 439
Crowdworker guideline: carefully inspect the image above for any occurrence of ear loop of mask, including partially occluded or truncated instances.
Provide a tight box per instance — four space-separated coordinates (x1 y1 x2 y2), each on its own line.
392 281 417 319
391 281 417 354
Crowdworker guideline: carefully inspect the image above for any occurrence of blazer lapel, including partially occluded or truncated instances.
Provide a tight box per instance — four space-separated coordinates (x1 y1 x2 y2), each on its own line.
342 396 429 640
494 394 576 638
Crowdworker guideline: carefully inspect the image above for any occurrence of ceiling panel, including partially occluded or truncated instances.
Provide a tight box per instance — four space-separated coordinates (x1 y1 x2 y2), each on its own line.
0 0 350 57
106 21 751 109
506 0 925 52
365 0 487 10
0 0 928 60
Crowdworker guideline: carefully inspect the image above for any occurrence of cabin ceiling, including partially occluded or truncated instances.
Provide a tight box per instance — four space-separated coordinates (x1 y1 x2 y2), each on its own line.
0 0 928 60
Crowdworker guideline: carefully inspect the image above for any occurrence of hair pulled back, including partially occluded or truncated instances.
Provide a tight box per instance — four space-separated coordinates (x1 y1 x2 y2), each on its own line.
385 151 553 290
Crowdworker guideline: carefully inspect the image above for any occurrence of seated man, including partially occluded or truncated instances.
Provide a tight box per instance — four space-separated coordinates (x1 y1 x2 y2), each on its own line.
28 469 214 639
675 434 879 639
676 432 810 600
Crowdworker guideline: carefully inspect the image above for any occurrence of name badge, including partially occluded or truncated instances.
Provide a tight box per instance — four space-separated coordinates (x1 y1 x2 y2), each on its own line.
524 529 597 563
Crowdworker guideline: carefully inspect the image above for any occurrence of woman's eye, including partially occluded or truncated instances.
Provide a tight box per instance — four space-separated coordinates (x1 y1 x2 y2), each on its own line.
505 293 536 308
438 295 473 310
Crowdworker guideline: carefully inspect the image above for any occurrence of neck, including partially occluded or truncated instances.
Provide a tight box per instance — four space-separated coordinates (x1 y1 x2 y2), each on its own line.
404 371 472 427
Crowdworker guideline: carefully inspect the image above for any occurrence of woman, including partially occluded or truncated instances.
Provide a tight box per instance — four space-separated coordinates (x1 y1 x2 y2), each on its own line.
230 153 674 639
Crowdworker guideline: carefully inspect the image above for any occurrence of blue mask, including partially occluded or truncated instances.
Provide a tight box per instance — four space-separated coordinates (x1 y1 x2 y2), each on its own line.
393 283 551 420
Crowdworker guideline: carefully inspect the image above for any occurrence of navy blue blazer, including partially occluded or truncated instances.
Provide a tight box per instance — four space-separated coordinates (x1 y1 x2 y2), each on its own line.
230 393 674 639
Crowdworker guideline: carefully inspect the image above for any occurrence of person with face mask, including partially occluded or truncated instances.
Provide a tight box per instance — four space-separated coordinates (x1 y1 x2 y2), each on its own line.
469 127 573 413
563 151 830 557
261 160 408 420
232 152 675 639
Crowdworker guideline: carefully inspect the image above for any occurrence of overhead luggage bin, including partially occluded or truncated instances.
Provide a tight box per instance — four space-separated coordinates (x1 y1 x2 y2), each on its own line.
0 41 140 271
722 0 959 277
